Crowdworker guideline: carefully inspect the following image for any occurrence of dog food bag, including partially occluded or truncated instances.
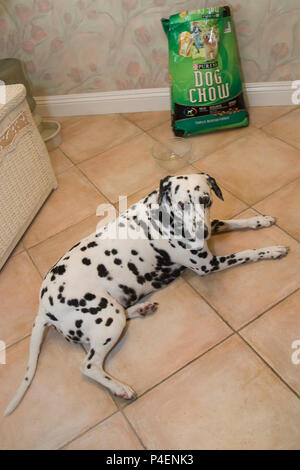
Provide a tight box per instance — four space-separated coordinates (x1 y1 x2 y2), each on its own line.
162 6 249 136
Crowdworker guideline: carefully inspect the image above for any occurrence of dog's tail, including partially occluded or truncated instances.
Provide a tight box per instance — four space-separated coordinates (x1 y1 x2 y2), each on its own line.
4 311 47 416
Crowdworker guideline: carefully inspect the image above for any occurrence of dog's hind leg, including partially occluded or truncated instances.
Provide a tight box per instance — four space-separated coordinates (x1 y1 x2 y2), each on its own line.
127 301 159 319
211 215 276 234
80 306 136 400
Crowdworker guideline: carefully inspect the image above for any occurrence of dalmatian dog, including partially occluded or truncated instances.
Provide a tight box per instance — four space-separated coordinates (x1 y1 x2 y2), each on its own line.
5 173 289 415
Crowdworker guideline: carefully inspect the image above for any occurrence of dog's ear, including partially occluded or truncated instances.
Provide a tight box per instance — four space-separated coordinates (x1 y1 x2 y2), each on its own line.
158 176 172 204
206 174 224 201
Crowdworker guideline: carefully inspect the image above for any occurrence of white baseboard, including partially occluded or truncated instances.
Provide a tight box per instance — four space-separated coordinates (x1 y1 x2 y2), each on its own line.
35 81 296 117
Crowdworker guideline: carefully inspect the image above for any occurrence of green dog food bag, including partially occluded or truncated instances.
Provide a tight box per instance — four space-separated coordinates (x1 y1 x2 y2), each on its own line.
161 6 249 137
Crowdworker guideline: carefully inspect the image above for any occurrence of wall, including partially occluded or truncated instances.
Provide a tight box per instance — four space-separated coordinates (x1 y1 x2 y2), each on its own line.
0 0 299 96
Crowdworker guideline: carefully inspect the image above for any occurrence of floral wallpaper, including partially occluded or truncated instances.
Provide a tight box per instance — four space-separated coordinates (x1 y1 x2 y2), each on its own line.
0 0 299 96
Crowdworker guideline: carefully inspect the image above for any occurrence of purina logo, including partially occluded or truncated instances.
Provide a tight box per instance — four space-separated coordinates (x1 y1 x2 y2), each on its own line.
0 80 6 105
0 340 6 365
291 80 300 105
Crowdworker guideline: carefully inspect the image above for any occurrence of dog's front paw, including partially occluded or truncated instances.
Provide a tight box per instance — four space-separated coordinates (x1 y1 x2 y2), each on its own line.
260 245 289 260
251 215 276 229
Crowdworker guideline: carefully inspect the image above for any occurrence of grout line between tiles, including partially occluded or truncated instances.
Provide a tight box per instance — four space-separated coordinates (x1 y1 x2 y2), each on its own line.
121 332 235 412
57 409 120 450
251 207 300 244
183 275 236 333
60 122 144 168
237 332 300 399
250 175 300 209
117 403 147 450
261 125 300 153
184 276 300 398
25 246 43 279
237 287 300 333
121 113 170 134
252 105 297 129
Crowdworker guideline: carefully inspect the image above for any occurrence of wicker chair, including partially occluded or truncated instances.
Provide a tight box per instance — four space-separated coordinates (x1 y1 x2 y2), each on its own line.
0 84 57 269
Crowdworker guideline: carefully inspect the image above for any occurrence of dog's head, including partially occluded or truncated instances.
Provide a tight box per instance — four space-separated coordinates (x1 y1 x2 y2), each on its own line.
157 173 223 248
158 173 223 207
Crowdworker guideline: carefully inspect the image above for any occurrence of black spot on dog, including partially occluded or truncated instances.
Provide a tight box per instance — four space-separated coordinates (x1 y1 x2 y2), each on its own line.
82 257 91 265
68 298 79 308
128 262 139 276
105 250 110 256
76 330 83 338
89 307 99 315
85 293 96 301
50 264 66 280
75 320 83 328
131 250 138 255
80 246 87 252
79 299 86 307
115 309 120 314
46 313 58 321
99 297 108 310
88 349 95 360
87 241 98 248
87 364 92 369
97 264 109 277
112 249 118 255
190 259 197 264
103 338 111 346
152 281 162 289
105 317 113 326
228 259 237 265
137 275 146 285
114 258 122 265
95 318 102 324
40 287 48 298
49 296 53 306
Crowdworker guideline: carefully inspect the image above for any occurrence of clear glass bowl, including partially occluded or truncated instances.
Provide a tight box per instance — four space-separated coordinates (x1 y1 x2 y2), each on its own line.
151 138 192 171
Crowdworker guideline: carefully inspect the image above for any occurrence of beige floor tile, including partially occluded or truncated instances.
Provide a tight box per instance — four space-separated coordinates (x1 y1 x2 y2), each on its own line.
241 290 300 394
184 209 300 329
125 335 300 450
249 106 295 128
0 330 117 450
28 214 111 278
254 178 300 241
0 252 41 346
22 168 107 248
263 107 300 150
79 133 168 203
123 111 170 131
194 129 300 205
105 278 231 397
148 120 254 161
60 114 141 163
49 148 73 175
63 412 143 450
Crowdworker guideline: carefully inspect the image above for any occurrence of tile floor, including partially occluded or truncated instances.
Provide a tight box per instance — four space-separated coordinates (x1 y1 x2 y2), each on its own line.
0 106 299 450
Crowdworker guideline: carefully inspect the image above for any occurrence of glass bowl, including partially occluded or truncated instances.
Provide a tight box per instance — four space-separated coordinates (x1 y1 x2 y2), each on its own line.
151 138 192 171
